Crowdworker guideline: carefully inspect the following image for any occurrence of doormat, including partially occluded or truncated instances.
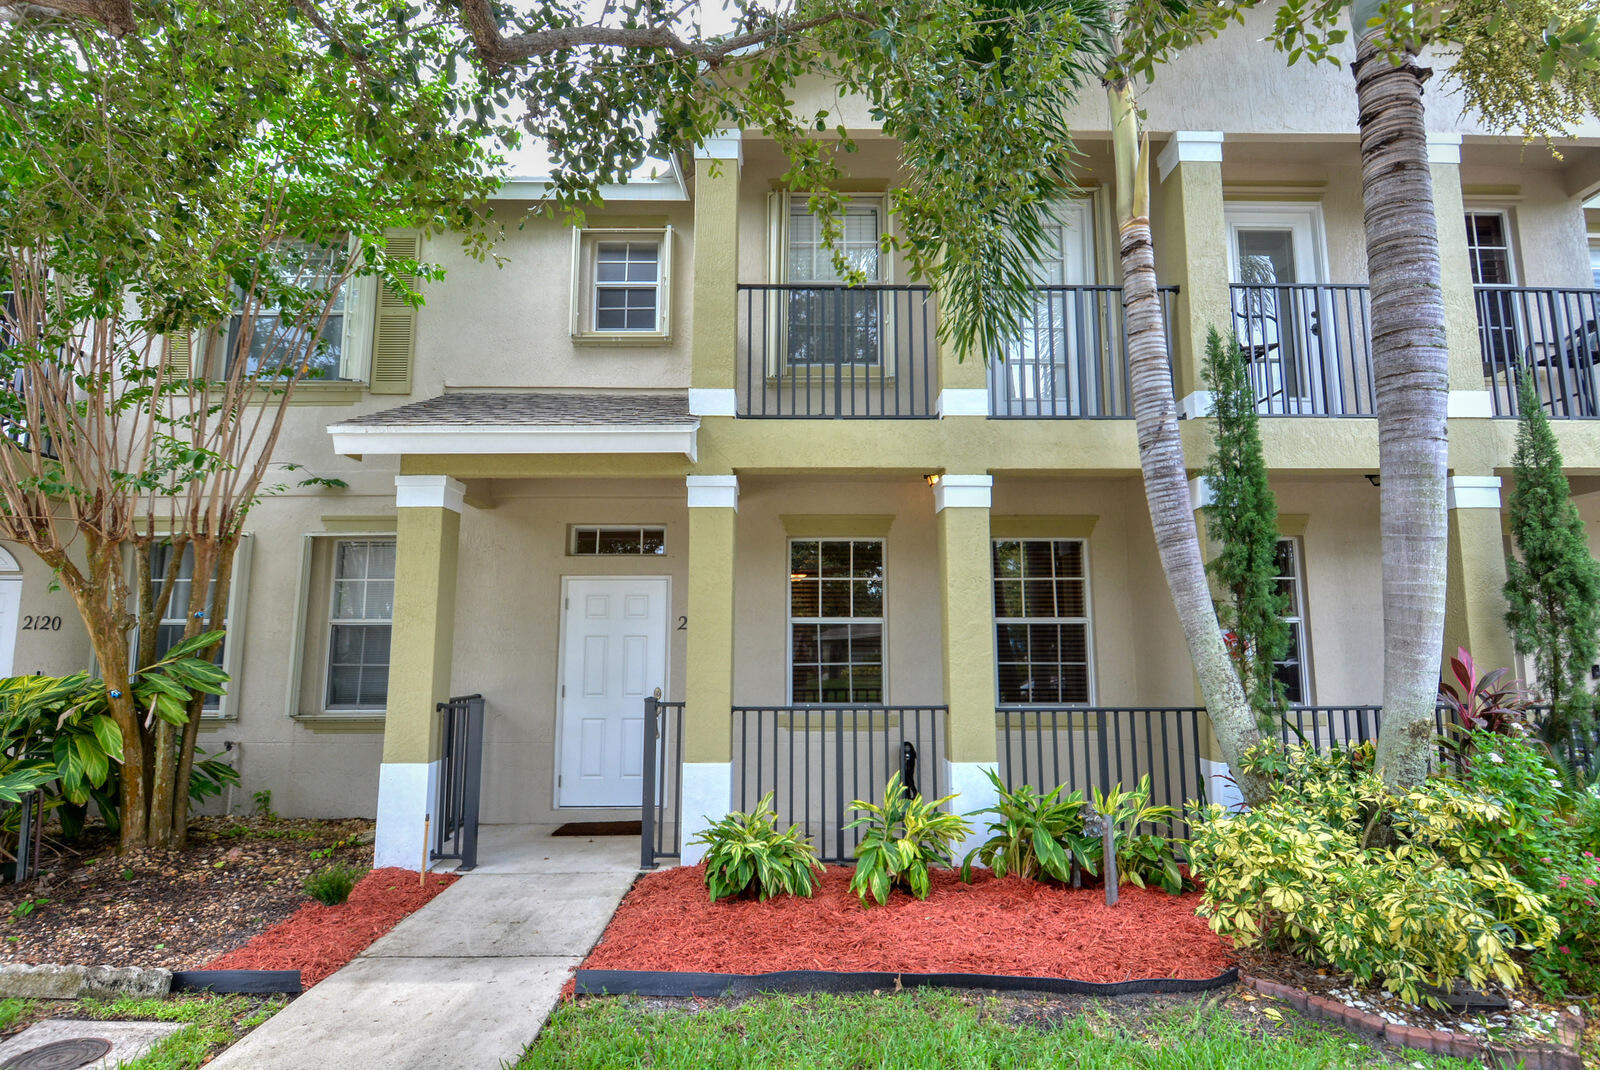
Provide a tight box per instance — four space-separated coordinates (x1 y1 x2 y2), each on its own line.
552 821 642 837
575 966 1240 998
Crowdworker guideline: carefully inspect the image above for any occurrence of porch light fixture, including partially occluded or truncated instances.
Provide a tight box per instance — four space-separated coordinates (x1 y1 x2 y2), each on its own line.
924 473 941 486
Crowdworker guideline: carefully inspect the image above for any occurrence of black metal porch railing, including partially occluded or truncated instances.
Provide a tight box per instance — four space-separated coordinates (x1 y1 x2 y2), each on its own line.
1228 283 1376 416
732 705 947 864
4 791 43 885
641 697 685 868
996 707 1208 839
431 694 484 872
1475 286 1600 418
987 286 1178 418
735 284 937 418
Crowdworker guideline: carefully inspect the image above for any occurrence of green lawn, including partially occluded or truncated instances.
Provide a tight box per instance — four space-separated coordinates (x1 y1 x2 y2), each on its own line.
515 990 1478 1069
0 994 281 1070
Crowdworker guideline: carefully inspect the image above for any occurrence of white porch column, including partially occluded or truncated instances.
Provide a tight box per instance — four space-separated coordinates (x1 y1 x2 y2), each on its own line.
681 474 738 864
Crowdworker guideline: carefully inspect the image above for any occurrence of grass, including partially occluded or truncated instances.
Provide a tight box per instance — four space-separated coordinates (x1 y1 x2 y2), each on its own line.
0 994 285 1070
515 991 1482 1070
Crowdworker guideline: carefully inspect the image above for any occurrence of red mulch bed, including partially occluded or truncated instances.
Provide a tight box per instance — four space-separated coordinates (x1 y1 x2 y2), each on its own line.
203 867 457 987
582 865 1233 982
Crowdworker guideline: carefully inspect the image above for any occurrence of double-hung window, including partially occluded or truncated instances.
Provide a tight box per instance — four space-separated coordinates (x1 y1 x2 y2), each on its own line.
225 239 373 382
774 195 886 368
1273 538 1313 705
570 228 674 340
144 539 252 717
992 539 1092 705
325 539 395 711
788 539 884 704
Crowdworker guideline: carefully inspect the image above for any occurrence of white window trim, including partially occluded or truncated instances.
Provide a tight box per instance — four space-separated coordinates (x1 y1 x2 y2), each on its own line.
765 193 893 377
131 536 253 721
286 531 395 720
567 524 668 556
991 537 1096 707
785 537 887 706
1586 235 1598 287
323 537 396 714
568 226 674 342
1276 536 1315 707
1223 202 1330 285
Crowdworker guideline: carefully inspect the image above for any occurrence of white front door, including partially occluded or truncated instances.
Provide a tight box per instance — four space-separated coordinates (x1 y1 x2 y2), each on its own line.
558 577 670 808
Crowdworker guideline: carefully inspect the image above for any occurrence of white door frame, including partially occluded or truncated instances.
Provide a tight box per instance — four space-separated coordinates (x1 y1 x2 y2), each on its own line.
0 546 20 680
1223 202 1330 284
552 574 672 810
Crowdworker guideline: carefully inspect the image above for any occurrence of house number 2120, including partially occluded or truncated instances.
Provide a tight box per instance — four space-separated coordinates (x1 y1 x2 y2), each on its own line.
22 615 62 631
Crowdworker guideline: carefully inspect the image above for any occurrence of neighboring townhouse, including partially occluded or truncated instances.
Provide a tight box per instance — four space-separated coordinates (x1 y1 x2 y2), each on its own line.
6 12 1600 870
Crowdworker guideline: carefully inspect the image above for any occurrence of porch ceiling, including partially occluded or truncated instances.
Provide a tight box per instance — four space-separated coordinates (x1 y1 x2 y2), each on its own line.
328 391 700 460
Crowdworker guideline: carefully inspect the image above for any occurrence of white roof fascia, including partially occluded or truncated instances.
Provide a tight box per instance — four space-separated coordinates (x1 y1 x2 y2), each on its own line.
327 421 700 461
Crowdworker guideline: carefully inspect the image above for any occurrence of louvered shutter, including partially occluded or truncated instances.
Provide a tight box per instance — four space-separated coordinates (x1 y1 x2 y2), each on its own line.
166 332 192 378
369 232 419 395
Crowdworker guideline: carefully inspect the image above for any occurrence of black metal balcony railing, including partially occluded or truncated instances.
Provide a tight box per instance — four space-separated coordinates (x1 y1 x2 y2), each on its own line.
1475 286 1600 418
1228 283 1376 416
736 284 937 418
986 286 1178 418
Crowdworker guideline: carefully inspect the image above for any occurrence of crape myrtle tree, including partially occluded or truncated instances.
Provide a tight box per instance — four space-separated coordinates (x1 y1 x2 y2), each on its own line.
0 0 503 848
1504 375 1600 741
1199 328 1289 728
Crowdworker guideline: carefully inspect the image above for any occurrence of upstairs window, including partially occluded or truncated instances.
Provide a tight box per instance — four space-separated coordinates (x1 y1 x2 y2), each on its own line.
225 239 374 383
570 227 674 341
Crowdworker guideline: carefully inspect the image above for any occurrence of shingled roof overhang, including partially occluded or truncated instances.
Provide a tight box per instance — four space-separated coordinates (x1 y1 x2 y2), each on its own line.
327 392 700 460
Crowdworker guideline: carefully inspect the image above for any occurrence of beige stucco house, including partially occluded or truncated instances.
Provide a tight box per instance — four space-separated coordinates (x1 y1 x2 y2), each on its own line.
8 13 1600 869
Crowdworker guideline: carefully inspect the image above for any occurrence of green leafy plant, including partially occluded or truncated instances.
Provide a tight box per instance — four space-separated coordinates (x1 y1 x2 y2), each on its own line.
689 792 823 903
303 863 366 906
960 769 1096 883
252 790 275 820
1438 648 1535 738
8 897 47 920
1190 743 1559 1007
1094 776 1188 895
847 773 970 906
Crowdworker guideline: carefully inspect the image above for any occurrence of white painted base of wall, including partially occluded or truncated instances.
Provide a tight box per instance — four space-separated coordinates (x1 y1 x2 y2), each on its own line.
945 760 1000 861
679 761 732 865
1200 759 1247 814
935 388 989 417
1177 390 1216 420
374 760 440 870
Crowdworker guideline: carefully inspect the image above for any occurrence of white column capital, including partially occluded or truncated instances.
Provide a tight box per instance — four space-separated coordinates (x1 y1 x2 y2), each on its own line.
686 473 739 510
1178 390 1216 420
395 474 465 513
687 388 737 417
933 474 993 512
1157 131 1224 182
935 388 989 417
693 129 743 168
1426 132 1464 165
1447 475 1502 510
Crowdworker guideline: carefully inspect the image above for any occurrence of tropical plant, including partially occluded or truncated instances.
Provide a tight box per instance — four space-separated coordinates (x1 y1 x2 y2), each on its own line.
1504 374 1600 740
1190 744 1559 1006
304 863 366 906
960 769 1096 884
0 0 504 849
1200 327 1290 728
690 792 824 903
1438 648 1537 738
1094 777 1187 895
847 774 970 906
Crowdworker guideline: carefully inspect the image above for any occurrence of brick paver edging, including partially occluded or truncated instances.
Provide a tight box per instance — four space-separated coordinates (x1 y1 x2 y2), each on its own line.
1240 974 1585 1070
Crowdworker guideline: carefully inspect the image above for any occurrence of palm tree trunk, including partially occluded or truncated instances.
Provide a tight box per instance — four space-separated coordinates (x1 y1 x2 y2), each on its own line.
1109 81 1268 802
1353 35 1451 787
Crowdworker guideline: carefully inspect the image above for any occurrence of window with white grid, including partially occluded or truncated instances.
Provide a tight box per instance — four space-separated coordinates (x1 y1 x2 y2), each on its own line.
326 539 394 711
1274 537 1313 705
788 538 884 704
593 241 662 332
992 539 1092 705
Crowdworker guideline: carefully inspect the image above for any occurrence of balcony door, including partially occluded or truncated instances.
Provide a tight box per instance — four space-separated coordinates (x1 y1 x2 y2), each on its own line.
998 199 1097 415
779 196 886 370
1226 203 1332 414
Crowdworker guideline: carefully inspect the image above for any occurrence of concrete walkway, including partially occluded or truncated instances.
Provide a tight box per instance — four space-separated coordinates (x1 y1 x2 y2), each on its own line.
210 826 639 1070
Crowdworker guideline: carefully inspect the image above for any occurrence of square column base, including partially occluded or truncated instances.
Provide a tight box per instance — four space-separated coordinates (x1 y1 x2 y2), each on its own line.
679 762 733 865
945 760 1001 862
374 760 440 870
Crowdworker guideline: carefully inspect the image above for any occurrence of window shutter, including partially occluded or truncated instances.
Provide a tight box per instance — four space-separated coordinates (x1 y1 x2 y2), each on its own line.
369 232 419 395
657 226 674 337
165 332 192 378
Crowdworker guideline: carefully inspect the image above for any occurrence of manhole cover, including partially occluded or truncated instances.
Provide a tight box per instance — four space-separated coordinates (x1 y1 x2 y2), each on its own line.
1 1037 114 1070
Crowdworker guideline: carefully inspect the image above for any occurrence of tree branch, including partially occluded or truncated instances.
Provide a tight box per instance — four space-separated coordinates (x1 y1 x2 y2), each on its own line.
0 0 135 35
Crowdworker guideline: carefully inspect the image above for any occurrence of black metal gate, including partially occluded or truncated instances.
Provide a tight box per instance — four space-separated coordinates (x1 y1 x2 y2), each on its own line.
432 694 484 871
641 697 685 868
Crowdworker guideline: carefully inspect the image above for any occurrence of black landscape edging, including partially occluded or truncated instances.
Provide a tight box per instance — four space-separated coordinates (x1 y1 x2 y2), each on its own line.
575 965 1239 998
171 969 303 995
